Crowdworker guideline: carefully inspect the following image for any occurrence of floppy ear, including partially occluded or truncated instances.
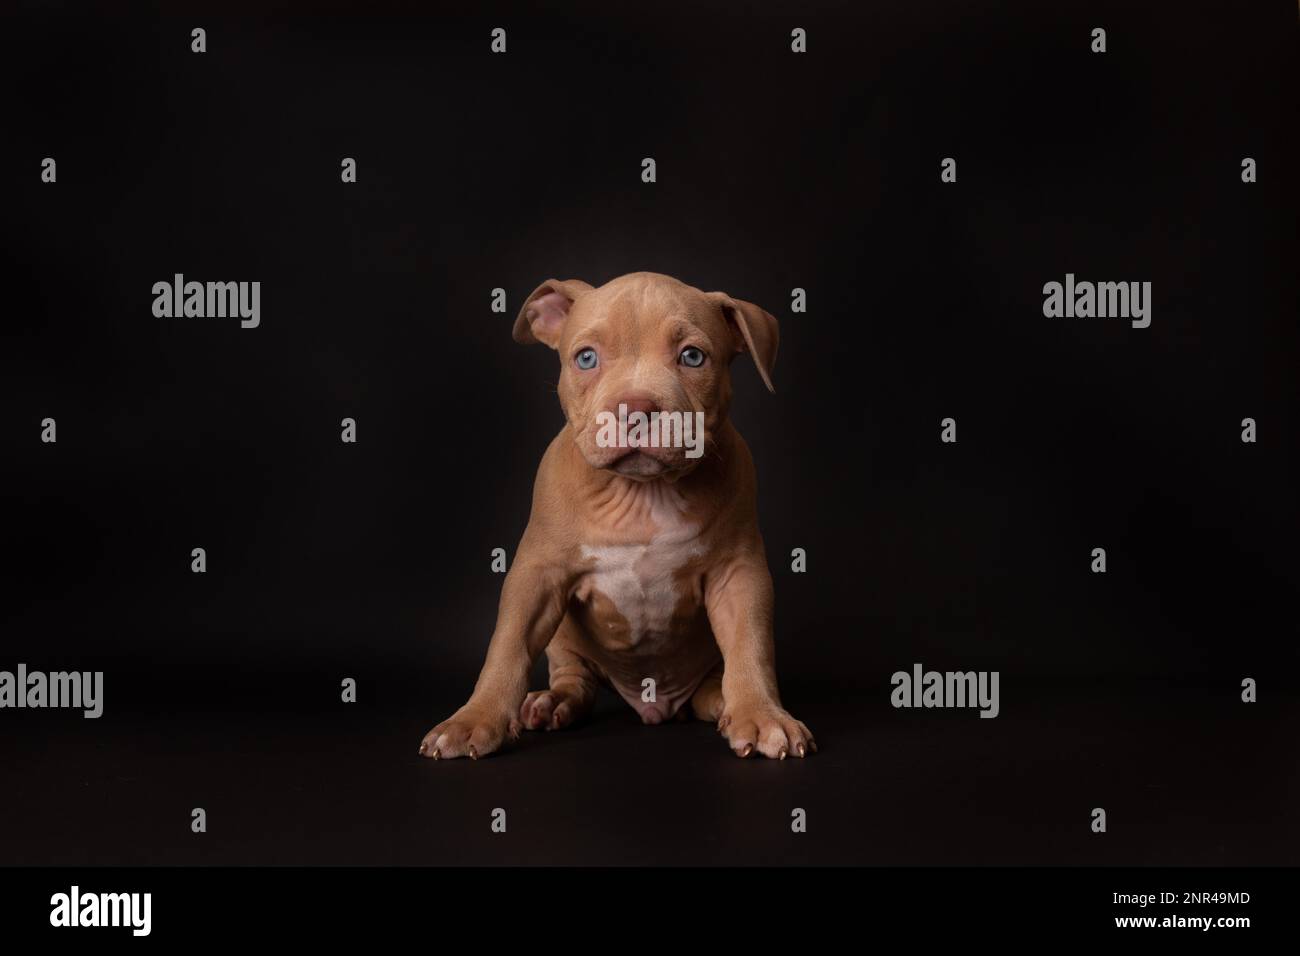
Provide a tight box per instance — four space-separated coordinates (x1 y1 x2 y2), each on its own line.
707 292 779 393
513 278 594 348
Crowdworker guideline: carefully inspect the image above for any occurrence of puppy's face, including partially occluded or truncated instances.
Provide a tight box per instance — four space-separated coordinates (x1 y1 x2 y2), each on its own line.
513 273 778 480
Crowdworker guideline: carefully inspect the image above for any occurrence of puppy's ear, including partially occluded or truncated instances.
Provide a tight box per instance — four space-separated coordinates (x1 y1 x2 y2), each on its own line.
707 292 779 393
513 279 594 348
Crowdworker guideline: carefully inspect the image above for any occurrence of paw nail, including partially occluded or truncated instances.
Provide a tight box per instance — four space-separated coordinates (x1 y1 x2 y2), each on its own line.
779 747 788 760
432 748 441 760
798 744 806 758
740 743 753 758
468 745 479 760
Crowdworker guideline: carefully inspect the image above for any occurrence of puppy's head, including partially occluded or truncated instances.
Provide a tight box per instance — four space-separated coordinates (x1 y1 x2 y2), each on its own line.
513 272 778 480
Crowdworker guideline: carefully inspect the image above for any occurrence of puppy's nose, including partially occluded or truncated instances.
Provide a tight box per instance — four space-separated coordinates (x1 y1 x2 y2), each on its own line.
618 396 660 418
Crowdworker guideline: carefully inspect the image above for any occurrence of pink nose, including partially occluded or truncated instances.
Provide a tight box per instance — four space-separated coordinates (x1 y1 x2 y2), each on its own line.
617 396 660 418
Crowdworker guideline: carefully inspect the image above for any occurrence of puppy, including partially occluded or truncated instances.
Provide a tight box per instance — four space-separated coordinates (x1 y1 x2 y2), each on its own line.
420 272 813 760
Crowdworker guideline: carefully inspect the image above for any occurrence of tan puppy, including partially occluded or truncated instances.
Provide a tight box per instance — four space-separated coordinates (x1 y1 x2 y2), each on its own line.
419 272 814 760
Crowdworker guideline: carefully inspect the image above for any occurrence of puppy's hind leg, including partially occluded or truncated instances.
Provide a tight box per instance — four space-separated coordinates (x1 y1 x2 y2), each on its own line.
520 624 598 731
689 660 726 725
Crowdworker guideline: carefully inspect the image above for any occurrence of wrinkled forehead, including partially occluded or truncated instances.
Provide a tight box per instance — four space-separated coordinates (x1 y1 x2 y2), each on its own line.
563 280 727 351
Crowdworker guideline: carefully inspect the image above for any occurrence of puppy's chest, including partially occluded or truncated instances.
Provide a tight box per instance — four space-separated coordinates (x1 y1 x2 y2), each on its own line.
576 514 706 647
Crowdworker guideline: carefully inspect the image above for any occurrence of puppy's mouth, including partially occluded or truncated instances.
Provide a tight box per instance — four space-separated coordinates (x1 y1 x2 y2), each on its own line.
574 404 710 478
607 449 671 479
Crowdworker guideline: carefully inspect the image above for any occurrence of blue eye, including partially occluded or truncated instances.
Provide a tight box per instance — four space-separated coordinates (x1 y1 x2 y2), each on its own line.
679 347 706 368
575 348 598 370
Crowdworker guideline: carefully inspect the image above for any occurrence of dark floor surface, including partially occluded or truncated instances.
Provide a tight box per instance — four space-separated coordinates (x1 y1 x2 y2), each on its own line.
4 669 1294 866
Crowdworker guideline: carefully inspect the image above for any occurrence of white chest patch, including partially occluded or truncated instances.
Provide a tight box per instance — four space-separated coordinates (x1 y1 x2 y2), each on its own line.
580 487 703 643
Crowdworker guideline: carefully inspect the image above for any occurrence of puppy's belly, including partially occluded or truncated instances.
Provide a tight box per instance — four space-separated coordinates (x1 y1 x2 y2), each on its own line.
570 544 718 723
572 611 720 723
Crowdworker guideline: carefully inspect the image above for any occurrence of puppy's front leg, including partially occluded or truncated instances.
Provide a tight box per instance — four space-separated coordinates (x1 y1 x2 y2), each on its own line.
705 556 816 759
420 557 568 760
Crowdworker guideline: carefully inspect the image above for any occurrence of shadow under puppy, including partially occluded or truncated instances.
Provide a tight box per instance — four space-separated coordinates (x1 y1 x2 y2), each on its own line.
421 272 814 760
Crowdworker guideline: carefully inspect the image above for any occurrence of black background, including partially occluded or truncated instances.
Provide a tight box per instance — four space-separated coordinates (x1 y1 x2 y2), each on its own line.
2 0 1296 866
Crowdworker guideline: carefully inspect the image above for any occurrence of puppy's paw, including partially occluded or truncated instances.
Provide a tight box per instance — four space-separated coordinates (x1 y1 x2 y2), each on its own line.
519 689 585 731
420 704 520 760
718 704 816 759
